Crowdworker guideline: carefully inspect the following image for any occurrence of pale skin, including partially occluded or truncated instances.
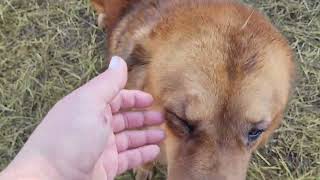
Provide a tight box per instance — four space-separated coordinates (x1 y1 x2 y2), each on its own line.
0 56 165 180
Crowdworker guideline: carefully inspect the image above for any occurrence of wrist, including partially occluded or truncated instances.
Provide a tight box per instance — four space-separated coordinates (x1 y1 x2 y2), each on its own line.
0 152 64 180
0 144 91 180
1 166 60 180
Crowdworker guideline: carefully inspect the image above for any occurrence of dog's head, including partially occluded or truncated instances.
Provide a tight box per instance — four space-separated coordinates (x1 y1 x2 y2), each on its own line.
92 1 295 179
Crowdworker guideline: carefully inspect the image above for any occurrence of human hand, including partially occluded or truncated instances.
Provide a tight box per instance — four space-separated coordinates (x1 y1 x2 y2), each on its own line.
0 56 165 180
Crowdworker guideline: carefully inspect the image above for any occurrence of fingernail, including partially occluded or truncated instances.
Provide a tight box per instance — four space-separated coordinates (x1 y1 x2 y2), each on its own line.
108 56 121 70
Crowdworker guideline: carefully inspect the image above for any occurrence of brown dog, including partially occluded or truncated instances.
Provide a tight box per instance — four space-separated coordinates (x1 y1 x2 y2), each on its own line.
91 0 295 179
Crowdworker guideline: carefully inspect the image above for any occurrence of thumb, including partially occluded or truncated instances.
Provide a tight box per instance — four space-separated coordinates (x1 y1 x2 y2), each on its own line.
80 56 128 103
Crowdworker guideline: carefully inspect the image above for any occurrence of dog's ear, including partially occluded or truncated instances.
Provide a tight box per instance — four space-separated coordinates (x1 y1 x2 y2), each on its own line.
124 44 151 90
91 0 105 13
90 0 140 29
91 0 152 89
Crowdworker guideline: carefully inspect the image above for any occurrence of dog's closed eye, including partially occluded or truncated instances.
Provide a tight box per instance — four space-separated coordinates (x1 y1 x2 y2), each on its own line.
165 109 195 137
248 128 264 142
245 120 269 146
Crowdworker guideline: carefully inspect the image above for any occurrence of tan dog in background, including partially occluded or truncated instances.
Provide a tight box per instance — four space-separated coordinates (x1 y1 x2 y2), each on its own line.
91 0 295 179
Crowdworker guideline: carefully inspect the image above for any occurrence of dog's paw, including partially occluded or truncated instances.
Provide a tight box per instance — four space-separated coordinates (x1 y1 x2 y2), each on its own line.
134 167 154 180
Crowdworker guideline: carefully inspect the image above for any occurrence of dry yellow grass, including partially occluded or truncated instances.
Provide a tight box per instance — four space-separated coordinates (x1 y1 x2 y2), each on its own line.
0 0 319 179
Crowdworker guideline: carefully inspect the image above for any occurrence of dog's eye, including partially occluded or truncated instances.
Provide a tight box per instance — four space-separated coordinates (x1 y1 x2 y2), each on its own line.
165 110 195 137
248 128 264 142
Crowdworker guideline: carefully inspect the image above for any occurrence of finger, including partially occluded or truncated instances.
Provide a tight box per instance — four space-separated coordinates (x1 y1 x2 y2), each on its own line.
112 111 164 133
110 90 153 113
117 145 160 175
115 130 165 152
79 56 128 102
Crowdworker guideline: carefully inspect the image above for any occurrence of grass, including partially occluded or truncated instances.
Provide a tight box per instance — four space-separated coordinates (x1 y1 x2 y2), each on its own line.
0 0 319 179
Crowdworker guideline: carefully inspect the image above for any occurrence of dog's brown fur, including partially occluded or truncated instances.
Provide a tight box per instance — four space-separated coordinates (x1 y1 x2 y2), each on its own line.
91 0 295 179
